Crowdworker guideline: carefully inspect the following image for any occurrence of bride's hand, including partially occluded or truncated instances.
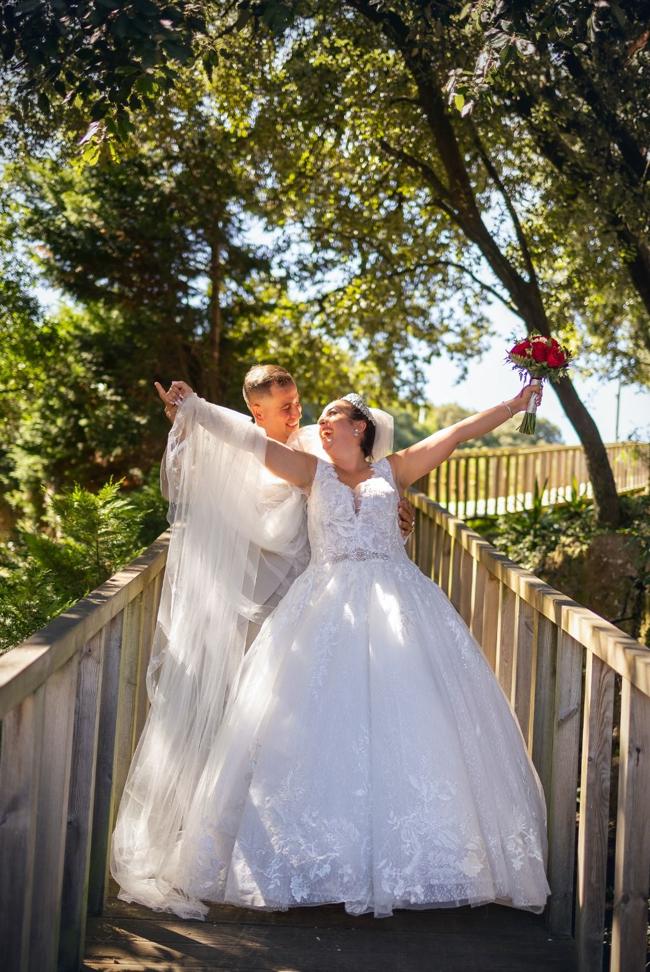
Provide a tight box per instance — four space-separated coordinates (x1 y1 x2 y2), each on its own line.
154 380 194 422
509 382 543 414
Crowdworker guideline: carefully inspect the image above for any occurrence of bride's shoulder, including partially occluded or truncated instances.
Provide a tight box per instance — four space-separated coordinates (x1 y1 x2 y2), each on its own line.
314 457 334 477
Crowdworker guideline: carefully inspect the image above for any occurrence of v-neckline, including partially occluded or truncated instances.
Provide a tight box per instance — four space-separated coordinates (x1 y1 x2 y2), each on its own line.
332 463 376 493
328 462 377 516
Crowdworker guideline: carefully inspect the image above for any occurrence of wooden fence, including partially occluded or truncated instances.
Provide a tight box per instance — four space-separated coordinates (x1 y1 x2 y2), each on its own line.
429 441 649 517
407 489 650 972
0 485 649 971
0 535 168 972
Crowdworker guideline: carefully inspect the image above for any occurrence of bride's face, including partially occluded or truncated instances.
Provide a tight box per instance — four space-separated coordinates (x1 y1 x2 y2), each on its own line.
318 401 365 455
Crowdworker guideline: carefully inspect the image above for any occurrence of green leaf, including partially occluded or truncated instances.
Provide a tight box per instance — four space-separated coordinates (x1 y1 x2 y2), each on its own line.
454 93 465 111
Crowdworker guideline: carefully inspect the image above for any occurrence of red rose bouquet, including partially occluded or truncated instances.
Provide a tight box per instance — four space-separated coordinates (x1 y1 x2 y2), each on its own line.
506 333 572 434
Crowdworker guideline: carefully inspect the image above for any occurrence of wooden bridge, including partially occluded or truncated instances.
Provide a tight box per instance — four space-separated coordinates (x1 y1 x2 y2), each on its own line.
1 443 648 972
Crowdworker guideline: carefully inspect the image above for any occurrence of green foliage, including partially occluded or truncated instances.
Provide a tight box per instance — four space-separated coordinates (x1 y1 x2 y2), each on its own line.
469 489 650 641
0 0 207 145
415 402 563 449
467 482 650 577
1 0 643 531
0 477 166 653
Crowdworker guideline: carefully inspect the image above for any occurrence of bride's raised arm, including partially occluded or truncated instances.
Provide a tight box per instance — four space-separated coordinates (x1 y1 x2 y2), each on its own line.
389 383 541 491
163 381 317 488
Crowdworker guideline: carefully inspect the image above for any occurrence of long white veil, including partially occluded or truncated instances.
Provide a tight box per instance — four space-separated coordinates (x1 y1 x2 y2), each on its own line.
111 395 309 914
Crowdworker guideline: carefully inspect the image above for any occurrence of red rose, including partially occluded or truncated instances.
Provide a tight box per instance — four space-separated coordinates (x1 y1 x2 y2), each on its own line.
548 337 560 349
511 340 532 356
547 348 567 367
530 341 548 363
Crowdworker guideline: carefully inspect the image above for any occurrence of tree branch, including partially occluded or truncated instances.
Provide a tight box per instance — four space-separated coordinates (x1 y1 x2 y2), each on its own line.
468 120 539 288
377 138 457 221
311 254 519 317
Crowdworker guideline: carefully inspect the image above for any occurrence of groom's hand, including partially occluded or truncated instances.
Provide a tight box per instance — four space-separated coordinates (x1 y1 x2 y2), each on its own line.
398 498 415 540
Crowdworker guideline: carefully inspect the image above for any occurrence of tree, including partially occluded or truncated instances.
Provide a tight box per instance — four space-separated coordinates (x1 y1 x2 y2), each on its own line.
445 0 650 322
0 0 206 139
2 0 644 526
222 0 639 524
1 68 384 514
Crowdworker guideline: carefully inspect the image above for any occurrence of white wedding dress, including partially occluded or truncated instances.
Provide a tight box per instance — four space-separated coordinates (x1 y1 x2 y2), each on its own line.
155 456 550 919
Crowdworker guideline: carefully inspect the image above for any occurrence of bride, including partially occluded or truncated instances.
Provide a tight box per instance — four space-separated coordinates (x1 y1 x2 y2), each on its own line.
112 380 550 920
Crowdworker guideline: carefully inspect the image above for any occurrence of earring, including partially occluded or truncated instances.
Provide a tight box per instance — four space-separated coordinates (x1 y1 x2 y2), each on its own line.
353 429 360 437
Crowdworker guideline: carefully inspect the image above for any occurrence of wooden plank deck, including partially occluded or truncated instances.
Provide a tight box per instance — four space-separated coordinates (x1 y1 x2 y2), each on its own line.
84 898 578 971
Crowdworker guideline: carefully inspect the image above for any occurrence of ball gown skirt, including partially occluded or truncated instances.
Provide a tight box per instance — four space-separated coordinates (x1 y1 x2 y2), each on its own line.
115 458 551 919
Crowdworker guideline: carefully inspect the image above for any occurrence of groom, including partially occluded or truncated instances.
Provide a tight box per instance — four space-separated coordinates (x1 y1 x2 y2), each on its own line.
155 363 415 633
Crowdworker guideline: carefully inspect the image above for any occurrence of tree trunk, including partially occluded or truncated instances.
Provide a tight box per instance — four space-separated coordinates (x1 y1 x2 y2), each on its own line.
624 241 650 336
207 238 223 402
549 378 621 527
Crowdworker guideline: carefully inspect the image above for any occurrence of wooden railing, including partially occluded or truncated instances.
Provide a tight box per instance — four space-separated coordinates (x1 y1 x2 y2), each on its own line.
0 535 167 972
428 441 649 516
406 490 650 972
1 485 649 971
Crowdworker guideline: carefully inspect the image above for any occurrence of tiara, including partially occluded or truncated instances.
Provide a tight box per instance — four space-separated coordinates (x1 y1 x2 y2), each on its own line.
342 393 374 425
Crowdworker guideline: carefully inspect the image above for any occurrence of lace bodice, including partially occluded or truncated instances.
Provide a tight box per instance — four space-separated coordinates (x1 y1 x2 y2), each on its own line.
307 458 406 566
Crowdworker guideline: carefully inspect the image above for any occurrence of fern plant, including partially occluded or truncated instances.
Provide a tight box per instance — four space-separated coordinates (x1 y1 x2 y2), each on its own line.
0 478 162 653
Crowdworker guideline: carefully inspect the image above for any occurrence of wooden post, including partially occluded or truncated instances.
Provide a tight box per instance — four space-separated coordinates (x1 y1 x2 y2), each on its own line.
458 546 473 626
29 654 79 972
438 526 452 593
493 455 502 515
610 680 650 972
496 586 517 701
503 454 512 515
87 611 124 916
513 598 536 749
132 577 159 746
433 517 443 585
575 652 614 972
104 595 143 902
469 555 486 644
433 463 441 504
462 456 470 519
546 631 583 936
531 615 557 809
480 571 500 672
418 508 431 578
449 534 462 611
58 630 106 972
0 689 45 972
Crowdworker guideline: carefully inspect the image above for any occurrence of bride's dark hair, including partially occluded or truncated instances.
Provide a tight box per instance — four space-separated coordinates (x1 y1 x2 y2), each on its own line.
339 400 376 460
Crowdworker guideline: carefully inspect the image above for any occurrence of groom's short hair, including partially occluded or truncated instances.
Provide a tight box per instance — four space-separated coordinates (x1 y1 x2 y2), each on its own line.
243 365 296 406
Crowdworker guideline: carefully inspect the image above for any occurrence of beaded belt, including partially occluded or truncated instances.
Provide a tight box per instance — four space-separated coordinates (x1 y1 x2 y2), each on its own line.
330 550 393 564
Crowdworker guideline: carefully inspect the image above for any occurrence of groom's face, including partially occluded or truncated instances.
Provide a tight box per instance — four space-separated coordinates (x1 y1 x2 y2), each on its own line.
250 382 302 443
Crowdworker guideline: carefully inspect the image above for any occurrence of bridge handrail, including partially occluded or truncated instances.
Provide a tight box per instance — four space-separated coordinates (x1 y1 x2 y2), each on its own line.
406 490 649 972
1 473 649 971
0 534 169 972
